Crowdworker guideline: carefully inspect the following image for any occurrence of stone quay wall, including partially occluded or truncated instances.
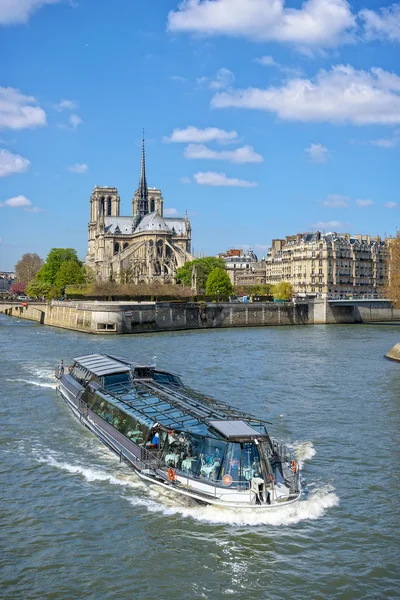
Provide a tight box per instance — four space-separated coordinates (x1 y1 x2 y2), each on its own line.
385 343 400 362
1 299 399 335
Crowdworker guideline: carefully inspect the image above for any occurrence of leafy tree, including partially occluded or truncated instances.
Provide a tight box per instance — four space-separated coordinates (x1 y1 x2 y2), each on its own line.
55 261 85 291
15 253 43 284
82 265 96 284
206 267 234 296
272 282 294 300
119 266 134 284
26 280 52 299
250 283 273 296
9 282 27 295
176 257 226 293
36 248 82 284
386 232 400 305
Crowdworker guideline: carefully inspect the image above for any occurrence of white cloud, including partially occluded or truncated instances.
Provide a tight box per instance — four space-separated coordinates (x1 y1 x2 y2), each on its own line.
170 75 187 82
385 202 398 208
211 65 400 125
167 0 356 48
360 3 400 42
68 162 88 174
69 114 83 129
254 55 303 76
0 86 46 130
312 220 343 229
305 143 330 162
0 0 60 25
0 148 30 176
198 68 235 90
255 55 278 67
164 208 178 216
356 198 374 207
322 194 350 207
184 143 263 163
180 176 191 184
0 195 29 208
55 99 79 111
164 126 238 143
193 171 257 187
371 128 400 148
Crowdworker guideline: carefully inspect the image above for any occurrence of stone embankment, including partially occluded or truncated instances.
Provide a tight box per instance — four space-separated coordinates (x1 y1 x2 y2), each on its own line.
1 299 399 335
385 343 400 362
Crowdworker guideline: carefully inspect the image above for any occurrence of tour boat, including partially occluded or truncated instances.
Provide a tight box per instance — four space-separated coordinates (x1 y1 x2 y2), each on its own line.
55 353 300 509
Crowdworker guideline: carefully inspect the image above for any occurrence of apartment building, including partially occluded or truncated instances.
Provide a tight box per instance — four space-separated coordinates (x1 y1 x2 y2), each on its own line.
217 249 267 287
266 232 388 298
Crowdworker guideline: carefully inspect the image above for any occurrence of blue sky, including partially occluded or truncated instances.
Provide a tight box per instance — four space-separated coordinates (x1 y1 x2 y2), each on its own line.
0 0 399 271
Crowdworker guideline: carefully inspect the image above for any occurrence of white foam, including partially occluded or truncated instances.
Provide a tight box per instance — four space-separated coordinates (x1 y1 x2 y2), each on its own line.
292 441 316 469
125 483 339 527
35 454 143 489
6 378 56 389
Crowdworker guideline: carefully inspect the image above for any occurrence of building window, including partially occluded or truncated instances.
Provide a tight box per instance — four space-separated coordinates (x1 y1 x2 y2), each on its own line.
114 242 120 254
150 198 155 212
107 197 112 216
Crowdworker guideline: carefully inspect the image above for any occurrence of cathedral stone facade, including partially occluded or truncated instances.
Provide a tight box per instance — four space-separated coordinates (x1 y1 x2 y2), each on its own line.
86 140 193 283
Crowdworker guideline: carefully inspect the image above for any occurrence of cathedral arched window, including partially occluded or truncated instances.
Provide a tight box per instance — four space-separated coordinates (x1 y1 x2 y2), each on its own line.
107 197 112 216
123 243 129 250
100 196 105 216
150 198 155 212
157 239 163 257
114 242 120 255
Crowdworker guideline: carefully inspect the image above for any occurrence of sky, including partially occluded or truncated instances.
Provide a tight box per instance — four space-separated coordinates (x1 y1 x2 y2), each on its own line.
0 0 399 271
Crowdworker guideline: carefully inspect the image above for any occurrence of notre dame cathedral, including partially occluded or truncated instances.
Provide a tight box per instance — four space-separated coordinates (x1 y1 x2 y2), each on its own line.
86 139 193 283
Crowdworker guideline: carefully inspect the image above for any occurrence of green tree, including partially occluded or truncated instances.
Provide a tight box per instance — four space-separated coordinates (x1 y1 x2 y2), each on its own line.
36 248 82 284
176 257 226 292
55 260 85 291
119 266 134 284
272 282 294 300
206 267 234 296
26 280 52 299
15 253 43 284
82 265 96 284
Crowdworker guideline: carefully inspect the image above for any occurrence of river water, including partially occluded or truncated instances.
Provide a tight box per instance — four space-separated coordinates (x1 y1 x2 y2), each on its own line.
0 315 399 600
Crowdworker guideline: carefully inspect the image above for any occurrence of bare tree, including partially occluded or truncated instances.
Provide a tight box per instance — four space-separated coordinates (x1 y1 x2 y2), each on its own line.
15 253 44 284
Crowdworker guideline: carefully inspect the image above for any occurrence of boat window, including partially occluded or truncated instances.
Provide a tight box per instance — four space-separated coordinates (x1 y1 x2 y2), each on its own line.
198 438 226 481
221 443 242 483
153 372 182 386
134 367 153 380
103 372 131 389
90 397 147 445
161 433 225 480
241 443 262 481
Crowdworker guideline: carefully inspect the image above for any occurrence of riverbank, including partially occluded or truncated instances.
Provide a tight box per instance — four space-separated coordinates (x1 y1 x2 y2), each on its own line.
1 298 399 334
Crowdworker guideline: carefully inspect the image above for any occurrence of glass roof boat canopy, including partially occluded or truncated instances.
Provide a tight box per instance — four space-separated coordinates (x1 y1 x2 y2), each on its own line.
71 353 271 442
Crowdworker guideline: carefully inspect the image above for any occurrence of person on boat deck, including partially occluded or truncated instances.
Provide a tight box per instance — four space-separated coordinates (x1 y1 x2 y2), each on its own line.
59 360 64 376
151 431 160 446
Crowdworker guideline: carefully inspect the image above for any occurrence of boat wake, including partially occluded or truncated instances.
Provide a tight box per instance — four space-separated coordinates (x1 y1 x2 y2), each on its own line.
34 452 143 489
6 378 57 389
292 440 316 469
32 443 337 527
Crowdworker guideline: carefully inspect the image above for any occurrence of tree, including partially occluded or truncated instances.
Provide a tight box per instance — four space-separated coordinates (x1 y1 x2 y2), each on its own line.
272 282 294 300
176 257 226 292
9 282 27 295
386 232 400 305
26 280 52 299
14 253 43 283
82 265 96 284
119 266 134 284
206 267 234 296
55 260 85 291
36 248 82 284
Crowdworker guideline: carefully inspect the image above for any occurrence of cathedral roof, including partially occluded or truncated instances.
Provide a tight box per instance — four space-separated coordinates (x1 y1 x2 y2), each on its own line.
104 217 134 234
135 212 171 233
163 218 188 235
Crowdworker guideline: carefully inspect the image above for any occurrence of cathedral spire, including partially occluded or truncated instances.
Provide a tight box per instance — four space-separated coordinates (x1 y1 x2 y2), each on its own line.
138 130 148 203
